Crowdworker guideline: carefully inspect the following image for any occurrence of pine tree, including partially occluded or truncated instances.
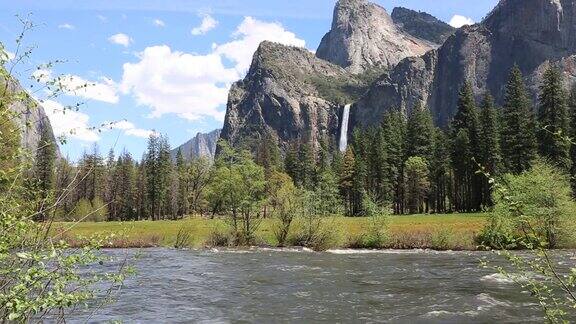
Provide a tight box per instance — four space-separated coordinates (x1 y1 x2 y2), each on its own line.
158 135 173 219
501 65 537 174
451 129 472 211
105 149 117 220
537 67 570 169
450 83 481 212
145 134 161 220
380 110 407 214
175 148 189 218
76 145 105 205
297 142 316 190
429 129 451 213
478 93 501 207
369 128 387 203
284 143 299 185
135 159 148 220
54 156 75 217
406 102 435 160
255 133 282 175
405 156 430 214
339 147 356 216
115 151 136 220
34 125 56 220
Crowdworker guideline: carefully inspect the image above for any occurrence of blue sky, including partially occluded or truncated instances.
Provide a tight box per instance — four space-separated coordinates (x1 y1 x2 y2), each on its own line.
0 0 499 160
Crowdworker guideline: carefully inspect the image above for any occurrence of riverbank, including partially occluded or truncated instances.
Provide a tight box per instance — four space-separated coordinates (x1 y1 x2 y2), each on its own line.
54 214 488 251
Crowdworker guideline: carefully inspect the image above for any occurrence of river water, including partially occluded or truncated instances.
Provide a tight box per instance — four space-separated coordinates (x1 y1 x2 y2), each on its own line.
70 248 576 323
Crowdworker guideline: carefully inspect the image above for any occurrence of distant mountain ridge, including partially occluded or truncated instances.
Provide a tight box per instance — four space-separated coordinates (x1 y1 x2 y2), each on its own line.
220 0 576 154
220 0 455 152
171 129 221 160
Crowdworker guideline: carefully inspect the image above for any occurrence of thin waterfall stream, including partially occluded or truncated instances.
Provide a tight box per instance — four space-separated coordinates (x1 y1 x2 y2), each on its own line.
339 104 351 152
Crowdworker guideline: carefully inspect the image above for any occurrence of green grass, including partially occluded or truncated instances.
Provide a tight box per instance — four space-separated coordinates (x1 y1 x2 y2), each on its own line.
54 213 487 250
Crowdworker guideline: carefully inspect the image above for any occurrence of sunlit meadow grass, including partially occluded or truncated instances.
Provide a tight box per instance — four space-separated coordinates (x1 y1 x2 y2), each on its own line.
55 213 487 250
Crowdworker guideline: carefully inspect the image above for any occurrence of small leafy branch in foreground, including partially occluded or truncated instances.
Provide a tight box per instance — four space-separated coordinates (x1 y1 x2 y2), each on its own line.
477 160 576 323
1 19 132 322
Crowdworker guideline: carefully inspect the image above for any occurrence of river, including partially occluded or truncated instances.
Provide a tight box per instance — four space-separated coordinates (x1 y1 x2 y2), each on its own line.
69 248 576 323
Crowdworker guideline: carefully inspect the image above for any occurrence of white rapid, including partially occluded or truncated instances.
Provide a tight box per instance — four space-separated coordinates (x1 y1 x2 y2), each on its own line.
339 104 351 152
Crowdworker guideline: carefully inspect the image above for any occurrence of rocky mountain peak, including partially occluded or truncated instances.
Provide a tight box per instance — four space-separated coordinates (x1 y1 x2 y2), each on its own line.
391 7 455 44
171 129 221 161
249 41 348 80
221 41 366 152
3 72 60 157
484 0 575 59
353 0 576 129
316 0 434 74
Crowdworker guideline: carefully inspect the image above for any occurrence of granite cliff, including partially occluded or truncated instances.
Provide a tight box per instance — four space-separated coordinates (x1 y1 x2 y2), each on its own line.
3 74 59 156
220 41 366 152
171 129 221 161
316 0 435 74
221 0 576 153
353 0 576 128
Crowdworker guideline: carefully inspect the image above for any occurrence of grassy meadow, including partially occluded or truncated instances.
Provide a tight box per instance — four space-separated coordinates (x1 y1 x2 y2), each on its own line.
54 213 487 251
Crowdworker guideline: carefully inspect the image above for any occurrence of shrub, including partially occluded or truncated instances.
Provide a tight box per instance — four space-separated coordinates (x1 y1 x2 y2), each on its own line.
285 190 342 251
205 226 232 247
431 227 455 250
288 223 339 251
174 225 195 249
479 160 576 249
268 172 299 247
71 198 109 222
348 196 390 249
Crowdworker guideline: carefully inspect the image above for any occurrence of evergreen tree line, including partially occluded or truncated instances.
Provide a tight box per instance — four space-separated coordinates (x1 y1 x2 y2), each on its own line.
45 134 213 221
32 65 576 220
337 65 576 215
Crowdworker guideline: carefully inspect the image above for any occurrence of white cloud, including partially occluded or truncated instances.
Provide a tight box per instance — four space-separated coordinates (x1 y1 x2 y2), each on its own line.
213 16 306 73
108 33 133 47
32 69 118 104
449 15 474 28
108 120 157 138
120 16 305 122
42 99 100 142
120 46 237 121
153 19 165 27
59 75 119 104
58 23 75 30
97 15 108 22
191 14 218 36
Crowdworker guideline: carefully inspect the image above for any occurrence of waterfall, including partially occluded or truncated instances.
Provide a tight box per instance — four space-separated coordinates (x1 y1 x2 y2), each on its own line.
339 104 351 152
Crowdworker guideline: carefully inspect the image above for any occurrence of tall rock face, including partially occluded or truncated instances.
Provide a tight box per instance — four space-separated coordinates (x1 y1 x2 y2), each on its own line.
171 129 221 161
316 0 435 74
221 41 366 152
4 75 59 156
391 7 455 45
353 0 576 128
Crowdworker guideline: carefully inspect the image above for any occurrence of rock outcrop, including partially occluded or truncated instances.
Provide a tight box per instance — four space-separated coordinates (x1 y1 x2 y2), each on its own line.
316 0 435 74
3 74 59 156
353 0 576 128
171 129 221 161
391 7 455 45
221 0 576 153
220 41 366 152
